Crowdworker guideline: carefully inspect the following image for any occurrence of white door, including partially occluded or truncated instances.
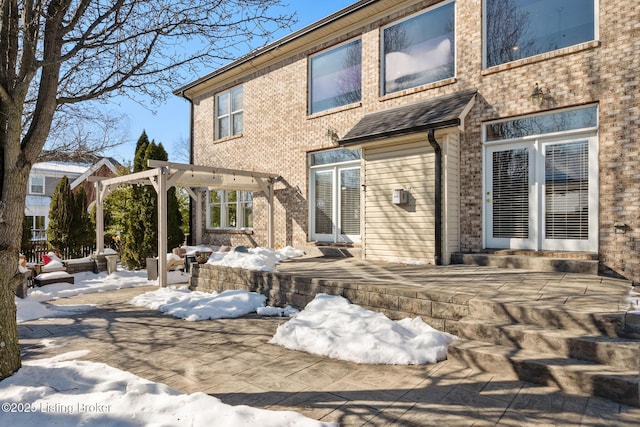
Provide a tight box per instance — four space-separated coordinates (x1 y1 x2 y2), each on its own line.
485 143 536 249
310 166 361 243
485 136 597 252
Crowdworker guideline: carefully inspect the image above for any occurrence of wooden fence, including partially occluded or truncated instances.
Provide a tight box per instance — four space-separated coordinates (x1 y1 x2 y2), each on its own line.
22 242 95 263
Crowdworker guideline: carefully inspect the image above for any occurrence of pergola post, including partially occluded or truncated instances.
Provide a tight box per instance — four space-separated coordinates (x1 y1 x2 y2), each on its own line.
267 181 274 248
157 167 168 287
195 189 203 245
95 181 105 255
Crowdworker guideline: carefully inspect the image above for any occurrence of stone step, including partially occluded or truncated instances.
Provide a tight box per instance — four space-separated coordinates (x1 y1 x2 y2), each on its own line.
448 338 640 407
456 318 640 370
301 245 362 258
451 253 598 275
468 297 625 337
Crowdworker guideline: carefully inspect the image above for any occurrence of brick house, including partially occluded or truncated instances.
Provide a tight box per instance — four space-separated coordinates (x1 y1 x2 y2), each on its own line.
175 0 640 283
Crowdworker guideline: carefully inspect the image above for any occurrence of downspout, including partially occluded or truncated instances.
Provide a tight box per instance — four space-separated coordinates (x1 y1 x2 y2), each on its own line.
428 129 442 265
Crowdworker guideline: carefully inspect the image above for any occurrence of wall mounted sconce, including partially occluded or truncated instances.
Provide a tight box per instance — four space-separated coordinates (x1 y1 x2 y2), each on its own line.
530 82 546 107
614 222 628 234
326 128 339 146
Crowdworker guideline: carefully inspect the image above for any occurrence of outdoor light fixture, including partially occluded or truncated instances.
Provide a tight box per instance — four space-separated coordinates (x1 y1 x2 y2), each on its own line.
530 82 545 107
326 128 339 146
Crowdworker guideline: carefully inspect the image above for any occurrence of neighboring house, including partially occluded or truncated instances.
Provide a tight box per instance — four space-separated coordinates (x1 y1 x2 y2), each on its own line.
25 158 119 241
175 0 640 283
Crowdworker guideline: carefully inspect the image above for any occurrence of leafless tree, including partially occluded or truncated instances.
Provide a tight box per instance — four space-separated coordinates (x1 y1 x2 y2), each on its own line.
485 0 535 67
0 0 295 379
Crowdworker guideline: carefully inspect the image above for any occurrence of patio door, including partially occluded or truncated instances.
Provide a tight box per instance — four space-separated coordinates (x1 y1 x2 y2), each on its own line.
485 143 535 249
310 165 361 243
485 137 597 252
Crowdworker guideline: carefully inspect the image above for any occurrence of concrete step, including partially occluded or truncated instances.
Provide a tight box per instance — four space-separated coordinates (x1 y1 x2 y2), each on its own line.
452 253 598 275
301 245 362 258
448 338 640 407
456 318 640 370
468 297 625 337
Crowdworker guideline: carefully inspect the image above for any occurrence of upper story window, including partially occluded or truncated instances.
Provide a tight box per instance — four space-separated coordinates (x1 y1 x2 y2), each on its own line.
216 86 243 139
207 189 253 230
382 1 455 95
484 0 596 68
29 176 45 194
309 39 362 115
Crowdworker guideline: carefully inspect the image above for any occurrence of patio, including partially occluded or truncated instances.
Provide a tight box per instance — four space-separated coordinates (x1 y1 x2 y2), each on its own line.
190 255 640 407
19 266 640 425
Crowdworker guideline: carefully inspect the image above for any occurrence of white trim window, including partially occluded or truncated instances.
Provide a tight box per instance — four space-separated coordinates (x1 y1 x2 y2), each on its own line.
309 38 362 114
29 176 45 195
381 0 455 95
483 105 598 252
483 0 597 68
25 215 46 240
207 189 253 230
216 86 243 139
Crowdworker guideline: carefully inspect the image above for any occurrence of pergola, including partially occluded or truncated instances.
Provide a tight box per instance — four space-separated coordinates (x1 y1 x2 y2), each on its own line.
91 160 280 287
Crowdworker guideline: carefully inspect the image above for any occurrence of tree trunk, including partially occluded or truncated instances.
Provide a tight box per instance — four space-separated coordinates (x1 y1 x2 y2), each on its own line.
0 256 20 378
0 171 29 378
0 113 33 378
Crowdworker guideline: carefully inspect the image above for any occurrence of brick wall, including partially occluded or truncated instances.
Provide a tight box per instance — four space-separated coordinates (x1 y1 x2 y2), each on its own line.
189 0 640 282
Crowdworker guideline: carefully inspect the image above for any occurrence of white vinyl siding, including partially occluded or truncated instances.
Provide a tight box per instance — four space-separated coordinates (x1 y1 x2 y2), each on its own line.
442 133 460 265
363 139 435 264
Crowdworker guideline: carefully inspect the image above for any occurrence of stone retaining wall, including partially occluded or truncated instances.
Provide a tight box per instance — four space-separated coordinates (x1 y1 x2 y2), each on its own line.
190 263 472 334
65 260 97 274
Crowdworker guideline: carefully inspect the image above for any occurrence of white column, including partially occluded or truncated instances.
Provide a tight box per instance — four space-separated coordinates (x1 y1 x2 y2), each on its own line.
157 168 168 287
95 181 104 255
195 189 203 245
267 182 274 248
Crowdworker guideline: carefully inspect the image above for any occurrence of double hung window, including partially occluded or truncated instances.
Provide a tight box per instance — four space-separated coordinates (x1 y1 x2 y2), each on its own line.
381 1 455 95
216 86 243 139
484 0 596 68
30 176 45 194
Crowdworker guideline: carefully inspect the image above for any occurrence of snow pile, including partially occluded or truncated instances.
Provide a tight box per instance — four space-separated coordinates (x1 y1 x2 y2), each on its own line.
16 298 95 323
28 270 150 302
129 287 267 321
206 246 304 272
15 270 151 323
0 351 335 427
270 294 457 365
256 305 299 317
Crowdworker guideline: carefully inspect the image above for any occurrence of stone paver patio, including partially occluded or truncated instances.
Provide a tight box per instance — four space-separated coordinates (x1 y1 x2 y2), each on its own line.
18 264 640 426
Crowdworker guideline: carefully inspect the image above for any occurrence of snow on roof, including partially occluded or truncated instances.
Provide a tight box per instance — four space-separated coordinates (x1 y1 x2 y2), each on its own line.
32 161 90 176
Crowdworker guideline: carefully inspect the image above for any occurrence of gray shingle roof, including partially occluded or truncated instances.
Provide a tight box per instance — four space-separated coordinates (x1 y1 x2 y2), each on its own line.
339 89 477 146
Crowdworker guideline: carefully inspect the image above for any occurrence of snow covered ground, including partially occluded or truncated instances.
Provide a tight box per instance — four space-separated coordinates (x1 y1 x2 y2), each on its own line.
0 351 334 427
6 248 458 425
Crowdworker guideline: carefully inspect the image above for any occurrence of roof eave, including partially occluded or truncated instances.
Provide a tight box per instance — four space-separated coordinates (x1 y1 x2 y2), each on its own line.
173 0 382 99
338 118 461 147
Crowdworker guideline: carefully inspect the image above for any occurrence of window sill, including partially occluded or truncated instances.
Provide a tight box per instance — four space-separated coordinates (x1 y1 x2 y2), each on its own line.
307 102 362 119
204 228 254 235
213 134 243 144
482 41 601 76
378 77 457 102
